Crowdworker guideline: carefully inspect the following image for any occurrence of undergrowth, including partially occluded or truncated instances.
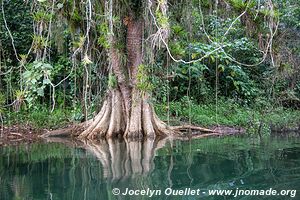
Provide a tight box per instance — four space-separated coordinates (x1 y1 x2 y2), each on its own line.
2 98 300 135
155 97 300 134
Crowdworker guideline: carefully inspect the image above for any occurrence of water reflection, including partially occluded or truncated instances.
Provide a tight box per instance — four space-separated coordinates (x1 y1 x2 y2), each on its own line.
0 135 300 200
82 138 168 181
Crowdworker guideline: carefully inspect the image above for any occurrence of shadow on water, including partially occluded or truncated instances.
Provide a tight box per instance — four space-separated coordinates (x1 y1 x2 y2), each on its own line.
0 134 300 199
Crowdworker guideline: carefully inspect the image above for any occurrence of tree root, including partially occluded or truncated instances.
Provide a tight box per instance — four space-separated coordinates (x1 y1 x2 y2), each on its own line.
41 128 73 138
171 125 219 133
40 122 87 138
41 91 240 140
41 121 222 140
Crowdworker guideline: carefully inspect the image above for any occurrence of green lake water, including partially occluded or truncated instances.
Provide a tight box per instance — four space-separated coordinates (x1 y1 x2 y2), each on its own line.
0 135 299 200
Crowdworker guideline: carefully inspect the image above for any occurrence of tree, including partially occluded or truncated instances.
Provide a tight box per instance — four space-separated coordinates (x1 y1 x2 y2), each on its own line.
58 0 276 140
78 0 175 139
2 0 282 139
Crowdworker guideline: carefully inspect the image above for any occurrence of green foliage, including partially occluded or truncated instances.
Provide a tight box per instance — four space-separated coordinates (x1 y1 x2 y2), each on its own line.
22 61 53 107
7 105 72 129
174 62 211 102
70 103 84 122
72 35 85 49
108 74 117 89
171 24 187 38
97 22 110 48
155 98 300 133
169 42 185 58
71 8 82 24
170 37 261 104
137 64 154 92
278 0 300 28
0 0 299 132
52 56 72 77
32 35 47 50
33 11 52 22
155 10 169 29
0 0 33 60
229 0 256 10
156 97 249 126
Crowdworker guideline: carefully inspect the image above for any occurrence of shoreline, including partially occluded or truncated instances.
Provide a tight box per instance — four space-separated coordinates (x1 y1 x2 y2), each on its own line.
1 122 299 147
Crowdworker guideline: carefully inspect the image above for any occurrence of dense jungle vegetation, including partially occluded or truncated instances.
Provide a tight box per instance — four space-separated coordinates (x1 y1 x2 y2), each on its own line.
0 0 299 135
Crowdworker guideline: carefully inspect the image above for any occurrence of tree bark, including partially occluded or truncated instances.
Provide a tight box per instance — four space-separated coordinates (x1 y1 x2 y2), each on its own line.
78 16 173 140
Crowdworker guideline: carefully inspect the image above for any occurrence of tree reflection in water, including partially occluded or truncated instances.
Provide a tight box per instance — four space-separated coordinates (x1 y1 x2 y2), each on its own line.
42 136 169 181
1 135 300 200
83 138 168 181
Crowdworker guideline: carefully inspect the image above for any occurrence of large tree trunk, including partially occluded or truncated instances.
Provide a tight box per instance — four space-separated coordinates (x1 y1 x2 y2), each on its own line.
78 16 172 140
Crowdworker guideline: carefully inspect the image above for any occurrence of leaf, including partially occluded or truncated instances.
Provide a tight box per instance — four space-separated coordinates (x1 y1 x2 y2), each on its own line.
23 71 32 79
31 79 37 84
191 53 197 59
218 64 225 72
43 78 51 85
233 81 240 90
226 76 234 81
190 66 200 73
176 73 187 79
34 62 42 69
230 71 236 77
198 64 209 71
37 0 46 2
57 3 64 9
181 68 187 74
43 63 53 70
37 87 44 96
